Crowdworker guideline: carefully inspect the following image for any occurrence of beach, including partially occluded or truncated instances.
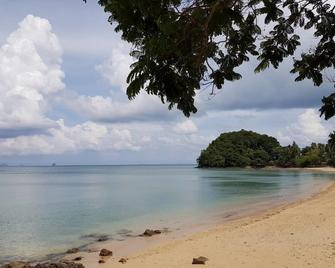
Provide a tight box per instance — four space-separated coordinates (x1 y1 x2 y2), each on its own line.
2 2 335 267
1 166 335 268
69 168 335 268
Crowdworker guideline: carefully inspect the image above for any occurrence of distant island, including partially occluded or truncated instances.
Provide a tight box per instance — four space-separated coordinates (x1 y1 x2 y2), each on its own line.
197 130 335 168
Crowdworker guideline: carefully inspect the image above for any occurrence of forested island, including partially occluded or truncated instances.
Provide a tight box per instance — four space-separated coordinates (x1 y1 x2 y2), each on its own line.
197 130 335 168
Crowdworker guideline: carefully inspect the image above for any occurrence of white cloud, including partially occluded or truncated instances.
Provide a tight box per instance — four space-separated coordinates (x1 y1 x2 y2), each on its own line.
278 109 331 146
0 15 142 155
141 136 151 143
158 133 211 149
64 43 175 123
187 134 212 146
0 15 64 134
67 45 178 123
72 95 115 119
0 120 140 155
173 119 198 134
71 93 176 122
95 44 132 92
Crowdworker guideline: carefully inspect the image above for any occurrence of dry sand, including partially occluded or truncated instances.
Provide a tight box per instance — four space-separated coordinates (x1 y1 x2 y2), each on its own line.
72 167 335 268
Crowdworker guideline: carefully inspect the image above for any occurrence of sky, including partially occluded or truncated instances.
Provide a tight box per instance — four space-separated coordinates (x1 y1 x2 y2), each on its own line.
0 0 334 165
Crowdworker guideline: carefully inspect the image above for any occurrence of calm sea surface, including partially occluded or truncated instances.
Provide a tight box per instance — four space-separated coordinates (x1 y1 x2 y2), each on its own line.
0 165 334 263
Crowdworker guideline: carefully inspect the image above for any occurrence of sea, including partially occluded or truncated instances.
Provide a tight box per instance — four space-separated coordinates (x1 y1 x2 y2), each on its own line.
0 165 334 263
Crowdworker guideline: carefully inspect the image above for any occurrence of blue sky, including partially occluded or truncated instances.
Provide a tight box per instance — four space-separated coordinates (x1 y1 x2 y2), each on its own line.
0 0 333 165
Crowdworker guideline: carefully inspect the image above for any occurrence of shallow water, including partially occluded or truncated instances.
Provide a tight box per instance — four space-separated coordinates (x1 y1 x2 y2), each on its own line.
0 165 334 263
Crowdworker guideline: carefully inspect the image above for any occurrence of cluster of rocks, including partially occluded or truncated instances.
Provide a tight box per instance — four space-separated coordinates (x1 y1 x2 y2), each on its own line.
1 254 208 267
65 248 79 254
98 249 111 264
80 234 110 243
140 229 162 237
0 261 84 268
0 262 30 268
97 249 127 264
92 228 161 264
2 228 175 268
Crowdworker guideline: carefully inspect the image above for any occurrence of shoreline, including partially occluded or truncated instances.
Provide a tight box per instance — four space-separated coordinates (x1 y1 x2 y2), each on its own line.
2 167 335 267
70 167 335 268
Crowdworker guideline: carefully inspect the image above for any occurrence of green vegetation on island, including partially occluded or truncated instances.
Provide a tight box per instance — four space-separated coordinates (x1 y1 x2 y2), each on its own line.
197 130 335 168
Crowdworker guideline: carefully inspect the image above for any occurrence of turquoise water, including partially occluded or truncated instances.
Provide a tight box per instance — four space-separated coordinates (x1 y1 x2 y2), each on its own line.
0 165 334 263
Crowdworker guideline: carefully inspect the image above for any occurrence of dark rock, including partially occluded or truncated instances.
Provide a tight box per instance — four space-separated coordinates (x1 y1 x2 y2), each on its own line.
72 257 82 262
192 256 209 265
142 229 154 236
1 261 84 268
98 260 105 264
99 249 113 257
140 229 162 237
66 248 79 254
96 235 109 242
80 233 110 242
1 262 31 268
80 233 98 239
33 260 85 268
118 258 127 264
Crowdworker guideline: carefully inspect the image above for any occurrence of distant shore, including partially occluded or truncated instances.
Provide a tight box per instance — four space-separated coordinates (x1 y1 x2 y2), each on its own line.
198 165 335 171
66 167 335 268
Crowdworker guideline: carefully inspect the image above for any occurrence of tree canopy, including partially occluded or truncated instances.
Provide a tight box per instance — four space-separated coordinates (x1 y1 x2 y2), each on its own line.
92 0 335 118
197 130 280 167
197 129 335 168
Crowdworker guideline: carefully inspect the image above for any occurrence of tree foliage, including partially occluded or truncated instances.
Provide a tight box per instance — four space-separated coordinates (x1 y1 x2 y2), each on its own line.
275 142 300 167
197 130 280 167
92 0 335 117
326 131 335 165
197 130 335 168
294 143 326 167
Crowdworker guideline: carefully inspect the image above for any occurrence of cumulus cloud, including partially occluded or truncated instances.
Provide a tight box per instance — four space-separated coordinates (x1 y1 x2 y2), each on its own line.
95 44 132 92
158 133 211 149
278 109 331 146
0 15 64 136
60 44 175 123
0 120 140 155
64 45 179 123
173 119 198 134
70 93 177 123
0 15 142 155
